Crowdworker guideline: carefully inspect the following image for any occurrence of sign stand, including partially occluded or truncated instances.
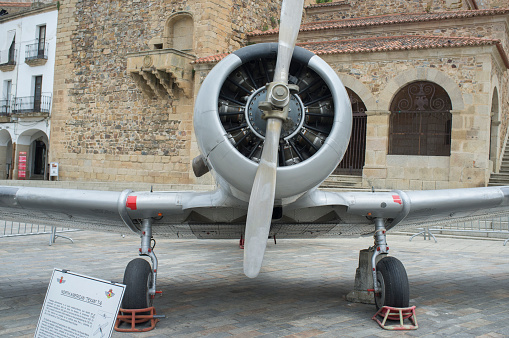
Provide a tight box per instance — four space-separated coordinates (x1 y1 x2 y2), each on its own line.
35 269 125 338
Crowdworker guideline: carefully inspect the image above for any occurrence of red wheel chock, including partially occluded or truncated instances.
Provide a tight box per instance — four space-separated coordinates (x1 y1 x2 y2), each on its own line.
372 306 418 330
114 307 162 332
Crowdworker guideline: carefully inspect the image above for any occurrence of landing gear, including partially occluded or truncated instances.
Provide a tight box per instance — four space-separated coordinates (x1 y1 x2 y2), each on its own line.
347 217 410 308
371 218 409 308
122 218 158 309
374 256 409 309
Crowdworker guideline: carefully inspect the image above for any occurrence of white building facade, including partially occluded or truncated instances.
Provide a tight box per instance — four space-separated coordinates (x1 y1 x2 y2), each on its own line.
0 2 57 180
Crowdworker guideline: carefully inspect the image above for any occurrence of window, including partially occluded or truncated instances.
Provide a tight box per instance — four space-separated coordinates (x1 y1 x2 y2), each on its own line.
389 81 452 156
34 76 42 112
1 80 11 115
37 25 46 58
1 30 16 65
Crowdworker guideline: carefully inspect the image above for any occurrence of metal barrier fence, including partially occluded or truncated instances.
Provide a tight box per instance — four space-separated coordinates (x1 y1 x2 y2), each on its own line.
410 214 509 245
0 220 80 245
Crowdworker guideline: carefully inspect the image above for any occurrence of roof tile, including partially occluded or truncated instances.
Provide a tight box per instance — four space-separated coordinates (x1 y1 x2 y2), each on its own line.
248 8 509 36
193 36 508 68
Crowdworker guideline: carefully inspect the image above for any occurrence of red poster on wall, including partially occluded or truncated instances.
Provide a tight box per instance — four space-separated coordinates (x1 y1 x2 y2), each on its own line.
19 151 27 163
18 151 27 180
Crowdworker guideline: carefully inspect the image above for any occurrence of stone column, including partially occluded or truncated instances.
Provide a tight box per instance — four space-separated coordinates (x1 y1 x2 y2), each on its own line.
0 145 7 180
362 111 390 189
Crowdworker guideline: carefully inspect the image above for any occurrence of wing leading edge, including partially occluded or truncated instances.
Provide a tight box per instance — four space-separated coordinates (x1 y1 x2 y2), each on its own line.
293 185 509 232
0 185 243 235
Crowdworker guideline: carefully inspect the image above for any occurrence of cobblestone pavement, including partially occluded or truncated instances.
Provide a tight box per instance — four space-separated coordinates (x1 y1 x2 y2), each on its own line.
0 230 508 337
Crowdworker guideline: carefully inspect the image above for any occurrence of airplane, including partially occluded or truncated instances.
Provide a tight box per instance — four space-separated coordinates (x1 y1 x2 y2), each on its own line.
1 0 509 313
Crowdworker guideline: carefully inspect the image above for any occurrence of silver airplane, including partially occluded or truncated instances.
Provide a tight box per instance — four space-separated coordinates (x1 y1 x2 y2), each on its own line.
1 0 508 311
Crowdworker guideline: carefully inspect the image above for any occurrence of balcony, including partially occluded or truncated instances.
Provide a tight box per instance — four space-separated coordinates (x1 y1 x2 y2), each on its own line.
0 48 17 72
25 41 49 67
126 49 195 99
11 94 51 117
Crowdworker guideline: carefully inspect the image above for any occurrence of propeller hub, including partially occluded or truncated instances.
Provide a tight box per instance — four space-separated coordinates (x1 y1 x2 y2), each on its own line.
245 86 304 141
270 83 290 108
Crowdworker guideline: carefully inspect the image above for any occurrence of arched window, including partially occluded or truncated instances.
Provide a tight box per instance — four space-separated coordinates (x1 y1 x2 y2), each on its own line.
164 13 193 51
389 81 452 156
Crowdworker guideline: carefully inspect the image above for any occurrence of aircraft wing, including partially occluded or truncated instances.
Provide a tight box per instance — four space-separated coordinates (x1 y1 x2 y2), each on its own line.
289 185 509 233
0 185 245 236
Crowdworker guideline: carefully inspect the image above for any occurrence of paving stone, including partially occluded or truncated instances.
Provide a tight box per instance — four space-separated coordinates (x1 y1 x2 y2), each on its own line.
0 231 508 337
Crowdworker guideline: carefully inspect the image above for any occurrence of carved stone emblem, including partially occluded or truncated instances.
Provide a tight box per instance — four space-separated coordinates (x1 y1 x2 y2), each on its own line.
142 55 153 68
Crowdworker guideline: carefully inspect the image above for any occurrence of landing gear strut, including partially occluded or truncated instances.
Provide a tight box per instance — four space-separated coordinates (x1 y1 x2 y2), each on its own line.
122 218 158 309
347 218 409 308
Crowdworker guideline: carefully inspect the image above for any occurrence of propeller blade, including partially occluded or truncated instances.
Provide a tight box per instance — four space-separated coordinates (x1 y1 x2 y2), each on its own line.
274 0 305 84
244 118 282 278
243 0 304 278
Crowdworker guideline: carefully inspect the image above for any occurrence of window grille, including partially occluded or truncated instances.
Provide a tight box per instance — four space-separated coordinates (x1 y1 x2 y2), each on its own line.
389 82 452 156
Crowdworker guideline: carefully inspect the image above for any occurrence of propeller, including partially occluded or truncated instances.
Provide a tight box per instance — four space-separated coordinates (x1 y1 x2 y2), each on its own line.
244 0 305 278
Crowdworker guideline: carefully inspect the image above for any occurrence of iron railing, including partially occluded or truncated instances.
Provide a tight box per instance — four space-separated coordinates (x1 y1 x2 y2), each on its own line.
410 214 509 245
389 111 452 156
12 94 52 114
0 220 79 245
25 41 48 61
0 99 11 116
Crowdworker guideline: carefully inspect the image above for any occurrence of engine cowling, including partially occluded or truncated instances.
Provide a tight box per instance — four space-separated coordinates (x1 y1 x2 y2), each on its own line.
194 43 352 202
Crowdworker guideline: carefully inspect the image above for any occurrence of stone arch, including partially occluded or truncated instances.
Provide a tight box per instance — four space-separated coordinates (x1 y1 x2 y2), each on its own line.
17 129 49 180
0 129 12 180
164 12 194 51
337 74 376 111
379 67 464 112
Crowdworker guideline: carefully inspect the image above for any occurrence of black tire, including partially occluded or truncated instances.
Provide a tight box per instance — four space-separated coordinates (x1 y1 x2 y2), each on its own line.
374 256 409 309
122 258 153 309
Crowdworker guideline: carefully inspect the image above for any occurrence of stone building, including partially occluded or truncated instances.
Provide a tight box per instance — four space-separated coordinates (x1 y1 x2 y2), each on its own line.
43 0 509 191
0 2 58 180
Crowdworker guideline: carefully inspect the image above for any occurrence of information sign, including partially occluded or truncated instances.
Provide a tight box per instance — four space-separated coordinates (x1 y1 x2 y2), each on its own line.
49 162 59 177
35 269 125 338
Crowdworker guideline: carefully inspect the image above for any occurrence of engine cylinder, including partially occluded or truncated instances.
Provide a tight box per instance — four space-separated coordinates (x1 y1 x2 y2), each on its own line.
194 43 352 202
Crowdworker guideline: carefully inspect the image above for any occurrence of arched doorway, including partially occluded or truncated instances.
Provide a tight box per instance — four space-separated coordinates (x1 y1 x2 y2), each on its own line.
16 129 49 180
389 81 452 156
334 88 367 175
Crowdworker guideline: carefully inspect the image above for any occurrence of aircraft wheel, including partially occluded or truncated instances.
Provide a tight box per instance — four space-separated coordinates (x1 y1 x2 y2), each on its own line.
374 256 409 309
122 258 153 309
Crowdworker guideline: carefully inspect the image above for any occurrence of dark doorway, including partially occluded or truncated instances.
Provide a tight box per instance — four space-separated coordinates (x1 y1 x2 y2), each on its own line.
334 88 367 175
32 140 46 178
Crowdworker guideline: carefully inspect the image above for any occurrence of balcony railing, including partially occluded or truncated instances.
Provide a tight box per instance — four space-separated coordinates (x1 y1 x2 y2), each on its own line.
12 94 52 114
0 100 11 116
25 42 49 61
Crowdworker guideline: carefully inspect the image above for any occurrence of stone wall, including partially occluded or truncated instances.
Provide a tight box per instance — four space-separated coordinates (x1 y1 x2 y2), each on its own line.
304 0 475 22
50 0 279 184
477 0 509 9
323 45 498 189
